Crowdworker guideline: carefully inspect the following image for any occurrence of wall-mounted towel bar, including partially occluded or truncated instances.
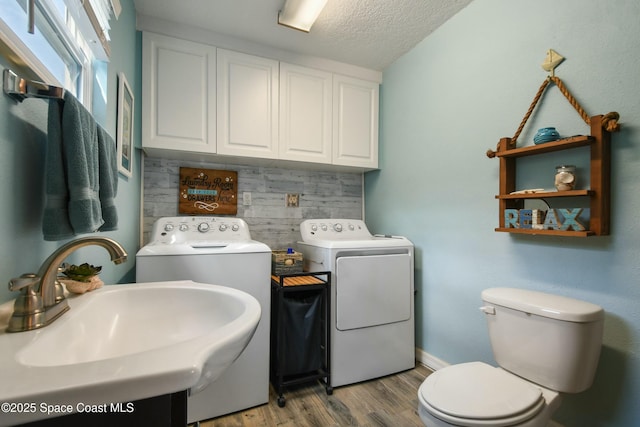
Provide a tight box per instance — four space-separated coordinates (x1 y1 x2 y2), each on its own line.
3 69 64 102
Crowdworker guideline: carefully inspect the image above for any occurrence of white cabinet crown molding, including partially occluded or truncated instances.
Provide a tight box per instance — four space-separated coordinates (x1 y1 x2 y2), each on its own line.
136 14 382 84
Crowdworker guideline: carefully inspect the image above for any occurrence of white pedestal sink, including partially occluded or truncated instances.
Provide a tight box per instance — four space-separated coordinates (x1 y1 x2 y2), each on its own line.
0 280 260 426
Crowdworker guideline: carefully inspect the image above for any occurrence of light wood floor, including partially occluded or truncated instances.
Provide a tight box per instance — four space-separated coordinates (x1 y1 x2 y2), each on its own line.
194 363 432 427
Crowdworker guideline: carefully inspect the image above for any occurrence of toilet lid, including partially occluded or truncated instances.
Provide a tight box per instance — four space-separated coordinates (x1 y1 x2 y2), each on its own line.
421 362 544 425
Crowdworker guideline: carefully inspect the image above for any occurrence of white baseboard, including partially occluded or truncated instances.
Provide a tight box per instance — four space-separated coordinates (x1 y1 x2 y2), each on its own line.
415 348 450 371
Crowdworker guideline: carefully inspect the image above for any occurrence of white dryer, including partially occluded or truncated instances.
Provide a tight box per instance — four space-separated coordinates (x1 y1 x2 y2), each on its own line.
297 219 414 388
136 216 270 423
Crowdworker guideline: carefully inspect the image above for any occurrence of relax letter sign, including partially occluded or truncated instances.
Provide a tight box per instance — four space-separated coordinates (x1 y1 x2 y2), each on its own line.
504 208 586 231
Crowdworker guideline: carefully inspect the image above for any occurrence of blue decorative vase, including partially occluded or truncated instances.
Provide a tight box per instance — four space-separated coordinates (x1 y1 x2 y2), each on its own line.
534 127 560 144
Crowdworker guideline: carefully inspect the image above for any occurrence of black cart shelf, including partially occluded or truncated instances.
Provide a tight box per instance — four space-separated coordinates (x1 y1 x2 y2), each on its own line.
270 272 332 407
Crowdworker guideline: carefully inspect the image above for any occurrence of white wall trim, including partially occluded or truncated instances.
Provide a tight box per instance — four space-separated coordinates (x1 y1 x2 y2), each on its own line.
415 347 450 371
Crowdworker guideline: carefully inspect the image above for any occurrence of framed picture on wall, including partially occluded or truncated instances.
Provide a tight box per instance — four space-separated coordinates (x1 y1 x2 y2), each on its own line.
117 72 134 178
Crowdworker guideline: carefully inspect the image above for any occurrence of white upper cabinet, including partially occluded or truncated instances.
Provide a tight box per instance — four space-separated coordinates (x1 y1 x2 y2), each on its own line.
141 32 379 170
333 75 379 169
142 32 217 153
217 49 279 159
279 63 333 164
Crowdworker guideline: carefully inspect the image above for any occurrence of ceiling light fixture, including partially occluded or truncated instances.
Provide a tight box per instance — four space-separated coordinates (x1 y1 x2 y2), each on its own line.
278 0 328 33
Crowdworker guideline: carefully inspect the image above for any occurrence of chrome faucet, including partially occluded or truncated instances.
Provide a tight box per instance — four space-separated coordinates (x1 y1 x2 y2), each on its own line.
6 237 128 332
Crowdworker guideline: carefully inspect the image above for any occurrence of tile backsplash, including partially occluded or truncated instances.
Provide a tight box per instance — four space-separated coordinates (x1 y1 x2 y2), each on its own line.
143 156 364 249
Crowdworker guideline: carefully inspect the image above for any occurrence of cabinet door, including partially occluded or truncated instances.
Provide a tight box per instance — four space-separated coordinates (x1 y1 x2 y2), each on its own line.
279 63 332 164
142 32 216 153
333 75 379 169
217 49 279 159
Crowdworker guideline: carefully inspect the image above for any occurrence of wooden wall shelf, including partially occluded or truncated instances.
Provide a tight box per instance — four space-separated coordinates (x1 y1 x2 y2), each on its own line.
495 227 595 237
494 115 611 236
496 135 594 158
496 189 593 200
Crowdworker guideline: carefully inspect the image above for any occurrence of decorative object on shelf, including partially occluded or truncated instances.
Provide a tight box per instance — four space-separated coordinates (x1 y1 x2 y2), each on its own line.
555 165 576 191
59 263 103 294
178 167 238 215
534 127 561 144
510 188 545 195
504 208 586 231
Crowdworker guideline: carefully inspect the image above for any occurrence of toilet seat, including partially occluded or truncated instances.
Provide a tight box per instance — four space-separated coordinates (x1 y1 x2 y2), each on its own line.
420 362 546 427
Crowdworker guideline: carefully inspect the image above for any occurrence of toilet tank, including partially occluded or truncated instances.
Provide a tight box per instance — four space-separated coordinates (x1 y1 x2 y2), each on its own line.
481 287 604 393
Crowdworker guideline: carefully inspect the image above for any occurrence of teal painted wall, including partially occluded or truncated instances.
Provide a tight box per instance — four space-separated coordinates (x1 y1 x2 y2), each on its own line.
365 0 639 425
0 0 141 304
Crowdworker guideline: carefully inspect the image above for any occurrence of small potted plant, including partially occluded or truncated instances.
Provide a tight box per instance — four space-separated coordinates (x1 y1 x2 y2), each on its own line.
59 263 103 294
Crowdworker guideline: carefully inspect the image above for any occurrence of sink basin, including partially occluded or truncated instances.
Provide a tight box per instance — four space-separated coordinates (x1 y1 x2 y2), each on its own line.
0 280 260 426
18 283 255 367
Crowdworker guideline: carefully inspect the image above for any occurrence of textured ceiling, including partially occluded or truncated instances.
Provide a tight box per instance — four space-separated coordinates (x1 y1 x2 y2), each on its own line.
133 0 473 71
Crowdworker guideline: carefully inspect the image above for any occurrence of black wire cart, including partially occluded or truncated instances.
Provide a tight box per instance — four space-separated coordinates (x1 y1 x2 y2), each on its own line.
270 272 332 407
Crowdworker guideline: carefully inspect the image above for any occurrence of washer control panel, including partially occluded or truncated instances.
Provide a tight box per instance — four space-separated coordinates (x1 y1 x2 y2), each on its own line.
149 216 251 244
300 219 372 241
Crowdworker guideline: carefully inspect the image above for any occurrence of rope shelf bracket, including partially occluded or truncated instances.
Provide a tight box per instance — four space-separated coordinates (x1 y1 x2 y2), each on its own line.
486 50 621 158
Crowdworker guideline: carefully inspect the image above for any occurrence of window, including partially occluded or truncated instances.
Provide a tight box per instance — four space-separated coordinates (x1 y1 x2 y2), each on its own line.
0 0 118 112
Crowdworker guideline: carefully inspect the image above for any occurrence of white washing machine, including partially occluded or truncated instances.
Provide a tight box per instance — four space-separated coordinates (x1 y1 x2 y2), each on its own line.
297 219 415 388
136 216 270 423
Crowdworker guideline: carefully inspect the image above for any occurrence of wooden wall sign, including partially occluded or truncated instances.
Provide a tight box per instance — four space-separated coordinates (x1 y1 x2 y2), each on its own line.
179 167 237 215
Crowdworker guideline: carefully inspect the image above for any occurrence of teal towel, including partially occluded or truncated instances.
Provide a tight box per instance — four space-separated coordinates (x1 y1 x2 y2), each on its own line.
43 98 74 241
43 92 104 240
97 125 118 231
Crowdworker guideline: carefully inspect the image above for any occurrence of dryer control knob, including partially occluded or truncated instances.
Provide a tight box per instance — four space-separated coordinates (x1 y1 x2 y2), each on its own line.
197 223 210 233
231 224 239 232
164 224 174 232
219 224 227 232
179 224 189 232
333 223 343 232
311 224 318 232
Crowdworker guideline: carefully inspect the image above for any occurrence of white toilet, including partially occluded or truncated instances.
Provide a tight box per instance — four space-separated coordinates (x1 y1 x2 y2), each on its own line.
418 287 604 427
